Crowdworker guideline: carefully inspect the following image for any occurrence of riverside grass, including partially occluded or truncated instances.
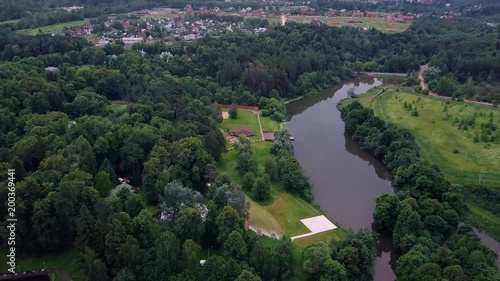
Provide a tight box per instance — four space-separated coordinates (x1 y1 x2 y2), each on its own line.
341 88 500 240
351 89 500 187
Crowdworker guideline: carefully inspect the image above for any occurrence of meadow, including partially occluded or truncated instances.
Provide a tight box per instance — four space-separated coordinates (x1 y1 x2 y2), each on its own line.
355 89 500 187
17 20 88 35
263 16 410 33
350 88 500 239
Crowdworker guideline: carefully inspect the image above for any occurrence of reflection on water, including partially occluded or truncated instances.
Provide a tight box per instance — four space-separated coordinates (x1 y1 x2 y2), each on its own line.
344 131 392 181
374 235 398 281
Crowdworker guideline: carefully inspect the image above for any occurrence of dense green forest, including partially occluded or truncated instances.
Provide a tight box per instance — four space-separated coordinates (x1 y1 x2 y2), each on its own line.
341 101 500 281
0 9 499 281
0 15 381 281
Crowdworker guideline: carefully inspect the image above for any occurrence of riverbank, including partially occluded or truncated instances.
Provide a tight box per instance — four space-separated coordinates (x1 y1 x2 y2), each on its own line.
218 116 347 278
344 87 500 241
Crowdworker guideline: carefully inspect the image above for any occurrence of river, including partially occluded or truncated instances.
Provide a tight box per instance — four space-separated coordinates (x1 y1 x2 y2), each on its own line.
285 76 500 280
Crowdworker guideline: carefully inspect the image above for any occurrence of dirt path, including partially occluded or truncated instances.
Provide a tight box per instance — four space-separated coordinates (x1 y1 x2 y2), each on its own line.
418 64 495 107
251 110 265 141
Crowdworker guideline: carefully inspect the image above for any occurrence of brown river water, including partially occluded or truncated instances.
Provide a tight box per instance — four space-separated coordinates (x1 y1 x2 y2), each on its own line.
285 76 500 280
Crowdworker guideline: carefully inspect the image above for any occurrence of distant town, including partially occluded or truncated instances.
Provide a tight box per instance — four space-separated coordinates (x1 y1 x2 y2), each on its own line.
53 4 429 48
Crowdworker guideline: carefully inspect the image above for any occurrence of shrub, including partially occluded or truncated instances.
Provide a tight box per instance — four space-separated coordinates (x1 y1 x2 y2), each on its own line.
229 107 238 119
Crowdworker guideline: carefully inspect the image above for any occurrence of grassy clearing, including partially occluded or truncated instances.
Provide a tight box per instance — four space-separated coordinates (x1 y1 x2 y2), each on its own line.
263 193 321 236
260 115 281 131
220 110 261 137
107 103 128 113
247 195 284 235
0 249 82 280
264 16 410 33
17 20 88 35
352 90 500 187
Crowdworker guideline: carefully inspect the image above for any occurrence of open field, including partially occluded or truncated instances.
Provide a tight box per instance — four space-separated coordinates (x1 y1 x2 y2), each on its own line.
17 20 88 35
220 110 261 138
0 249 82 280
262 16 410 33
353 89 500 187
343 88 500 239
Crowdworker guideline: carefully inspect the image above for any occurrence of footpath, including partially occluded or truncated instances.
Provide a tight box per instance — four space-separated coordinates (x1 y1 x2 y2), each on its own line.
418 64 495 107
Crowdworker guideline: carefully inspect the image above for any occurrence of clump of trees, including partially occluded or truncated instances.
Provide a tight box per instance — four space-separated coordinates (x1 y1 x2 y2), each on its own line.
235 136 271 202
269 128 312 201
342 101 500 281
302 230 376 281
228 107 238 119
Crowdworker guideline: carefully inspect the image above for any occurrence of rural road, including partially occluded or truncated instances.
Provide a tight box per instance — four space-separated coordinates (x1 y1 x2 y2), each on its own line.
418 64 495 107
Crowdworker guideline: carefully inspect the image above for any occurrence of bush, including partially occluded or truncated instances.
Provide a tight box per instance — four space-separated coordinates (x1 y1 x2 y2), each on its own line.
229 107 238 119
452 148 459 154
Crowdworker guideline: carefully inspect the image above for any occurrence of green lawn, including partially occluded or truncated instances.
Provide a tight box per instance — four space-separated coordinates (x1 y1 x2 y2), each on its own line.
263 16 410 33
260 115 281 131
352 89 500 187
219 141 284 204
220 110 261 138
0 249 82 280
17 20 88 35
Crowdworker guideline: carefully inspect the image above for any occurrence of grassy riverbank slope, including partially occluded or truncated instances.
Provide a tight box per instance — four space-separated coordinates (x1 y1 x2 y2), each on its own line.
341 88 500 240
